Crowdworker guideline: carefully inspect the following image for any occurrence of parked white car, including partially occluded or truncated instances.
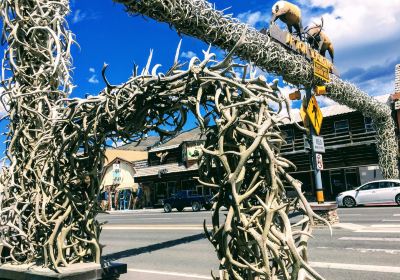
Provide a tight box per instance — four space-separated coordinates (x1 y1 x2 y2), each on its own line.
336 179 400 208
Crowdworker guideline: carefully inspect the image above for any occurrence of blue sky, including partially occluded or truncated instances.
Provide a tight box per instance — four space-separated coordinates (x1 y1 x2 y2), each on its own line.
1 0 400 154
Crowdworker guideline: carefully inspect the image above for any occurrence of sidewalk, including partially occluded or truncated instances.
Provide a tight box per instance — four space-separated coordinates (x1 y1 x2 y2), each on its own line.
105 208 164 214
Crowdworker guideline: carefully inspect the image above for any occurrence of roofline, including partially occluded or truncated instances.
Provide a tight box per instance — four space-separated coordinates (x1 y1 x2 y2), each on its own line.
104 157 135 169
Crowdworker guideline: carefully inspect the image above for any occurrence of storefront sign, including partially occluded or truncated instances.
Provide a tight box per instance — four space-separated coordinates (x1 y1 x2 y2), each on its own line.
186 144 202 161
312 136 325 153
113 163 120 170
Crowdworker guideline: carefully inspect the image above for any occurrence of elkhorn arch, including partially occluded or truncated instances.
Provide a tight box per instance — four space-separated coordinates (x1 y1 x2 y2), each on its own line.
115 0 398 179
0 1 397 280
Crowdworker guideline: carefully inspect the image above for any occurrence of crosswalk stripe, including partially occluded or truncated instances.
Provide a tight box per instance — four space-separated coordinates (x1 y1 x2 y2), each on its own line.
309 262 400 273
317 246 400 254
127 268 211 279
371 224 400 228
103 224 211 230
339 237 400 242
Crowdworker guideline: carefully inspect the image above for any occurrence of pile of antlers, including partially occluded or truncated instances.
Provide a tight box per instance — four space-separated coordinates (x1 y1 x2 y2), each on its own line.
0 0 327 277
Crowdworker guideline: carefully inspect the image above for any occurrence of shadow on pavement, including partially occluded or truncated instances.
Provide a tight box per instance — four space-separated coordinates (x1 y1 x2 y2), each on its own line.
102 232 206 261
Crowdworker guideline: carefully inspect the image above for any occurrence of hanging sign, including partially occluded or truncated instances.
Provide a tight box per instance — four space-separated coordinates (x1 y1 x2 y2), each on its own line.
314 60 330 82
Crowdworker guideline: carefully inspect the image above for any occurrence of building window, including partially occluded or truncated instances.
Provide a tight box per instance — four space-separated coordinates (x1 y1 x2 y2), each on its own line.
282 128 294 144
334 120 349 135
364 117 374 132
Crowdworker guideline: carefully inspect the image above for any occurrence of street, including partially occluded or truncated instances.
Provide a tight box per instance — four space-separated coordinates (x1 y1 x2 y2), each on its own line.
98 206 400 280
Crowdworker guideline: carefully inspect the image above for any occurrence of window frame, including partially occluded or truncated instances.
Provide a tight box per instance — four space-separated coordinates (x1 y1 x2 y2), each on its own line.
364 117 374 132
334 119 349 135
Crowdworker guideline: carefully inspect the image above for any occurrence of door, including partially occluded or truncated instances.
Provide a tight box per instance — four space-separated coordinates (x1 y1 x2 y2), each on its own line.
175 191 186 209
355 182 379 204
379 181 400 203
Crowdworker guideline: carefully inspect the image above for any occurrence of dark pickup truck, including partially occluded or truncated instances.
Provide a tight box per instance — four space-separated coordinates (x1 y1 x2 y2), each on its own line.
162 190 213 212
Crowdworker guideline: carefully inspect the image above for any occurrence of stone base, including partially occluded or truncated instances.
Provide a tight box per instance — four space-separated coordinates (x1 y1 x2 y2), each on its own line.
0 262 126 280
310 202 339 226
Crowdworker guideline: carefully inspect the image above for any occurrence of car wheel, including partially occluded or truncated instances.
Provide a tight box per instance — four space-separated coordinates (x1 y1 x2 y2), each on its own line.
163 203 172 213
192 201 201 212
343 196 356 208
176 207 184 212
395 194 400 206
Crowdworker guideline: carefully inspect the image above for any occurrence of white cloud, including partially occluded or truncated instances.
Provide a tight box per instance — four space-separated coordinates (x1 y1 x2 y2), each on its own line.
0 88 9 117
72 10 86 24
317 95 338 107
303 0 400 48
88 74 99 84
181 51 197 59
237 11 268 27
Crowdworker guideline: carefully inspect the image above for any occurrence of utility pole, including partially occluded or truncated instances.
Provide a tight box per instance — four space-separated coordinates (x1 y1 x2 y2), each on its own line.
305 87 325 204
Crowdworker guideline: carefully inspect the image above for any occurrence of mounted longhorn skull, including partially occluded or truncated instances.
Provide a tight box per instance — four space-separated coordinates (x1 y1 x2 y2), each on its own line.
156 151 169 163
306 18 334 63
271 1 304 39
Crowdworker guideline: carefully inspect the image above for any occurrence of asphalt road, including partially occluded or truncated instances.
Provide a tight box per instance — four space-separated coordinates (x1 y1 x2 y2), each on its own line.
98 206 400 280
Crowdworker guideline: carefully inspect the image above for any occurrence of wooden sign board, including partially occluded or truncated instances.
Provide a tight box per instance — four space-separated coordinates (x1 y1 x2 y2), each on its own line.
306 95 323 135
268 23 340 77
314 60 330 82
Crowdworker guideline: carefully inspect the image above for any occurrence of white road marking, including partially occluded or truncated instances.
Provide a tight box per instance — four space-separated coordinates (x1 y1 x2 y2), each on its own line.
356 229 400 233
393 214 400 216
382 219 400 222
104 217 172 220
333 223 365 231
103 224 210 230
339 237 400 242
339 214 362 216
309 262 400 273
317 246 400 255
355 224 400 233
127 268 211 279
371 224 400 228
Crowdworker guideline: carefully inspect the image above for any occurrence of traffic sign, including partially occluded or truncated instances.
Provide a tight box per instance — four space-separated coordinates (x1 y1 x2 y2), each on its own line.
306 95 323 135
312 135 325 153
315 153 324 170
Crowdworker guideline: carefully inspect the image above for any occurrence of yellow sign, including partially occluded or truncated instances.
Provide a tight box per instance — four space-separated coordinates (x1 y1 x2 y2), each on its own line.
299 97 309 129
306 95 323 135
314 86 327 96
300 104 307 123
314 60 330 82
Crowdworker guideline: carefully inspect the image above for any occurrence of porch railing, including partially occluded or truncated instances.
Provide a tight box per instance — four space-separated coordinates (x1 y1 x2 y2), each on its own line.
281 128 376 154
